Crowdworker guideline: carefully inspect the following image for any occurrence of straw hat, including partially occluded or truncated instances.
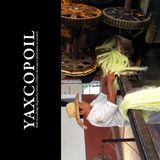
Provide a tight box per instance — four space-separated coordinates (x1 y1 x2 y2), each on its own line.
66 94 87 129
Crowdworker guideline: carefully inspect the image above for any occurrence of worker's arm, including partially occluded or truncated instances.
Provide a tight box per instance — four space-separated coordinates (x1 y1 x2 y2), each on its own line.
101 71 117 104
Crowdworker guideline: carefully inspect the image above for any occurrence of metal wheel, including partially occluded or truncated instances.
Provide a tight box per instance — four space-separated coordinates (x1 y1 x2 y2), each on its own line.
103 7 151 30
61 53 97 76
61 3 102 28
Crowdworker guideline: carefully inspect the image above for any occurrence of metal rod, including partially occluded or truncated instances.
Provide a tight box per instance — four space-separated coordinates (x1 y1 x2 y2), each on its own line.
72 28 81 59
102 138 135 143
116 76 126 97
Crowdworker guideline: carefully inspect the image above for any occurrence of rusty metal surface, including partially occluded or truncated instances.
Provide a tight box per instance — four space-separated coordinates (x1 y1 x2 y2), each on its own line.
118 76 160 160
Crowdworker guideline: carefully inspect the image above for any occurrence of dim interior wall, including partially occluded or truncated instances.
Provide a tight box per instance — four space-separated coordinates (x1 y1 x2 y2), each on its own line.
61 82 82 95
61 107 86 160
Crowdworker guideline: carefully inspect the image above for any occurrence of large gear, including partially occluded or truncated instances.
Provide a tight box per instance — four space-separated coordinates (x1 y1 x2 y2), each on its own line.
61 3 102 76
102 7 151 30
61 53 97 76
61 3 102 28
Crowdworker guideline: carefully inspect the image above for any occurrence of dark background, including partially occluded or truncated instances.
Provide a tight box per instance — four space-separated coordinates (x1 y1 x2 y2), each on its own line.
3 0 61 158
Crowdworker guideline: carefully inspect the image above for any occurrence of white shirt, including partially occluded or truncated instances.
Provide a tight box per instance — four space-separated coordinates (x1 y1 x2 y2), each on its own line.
87 93 130 127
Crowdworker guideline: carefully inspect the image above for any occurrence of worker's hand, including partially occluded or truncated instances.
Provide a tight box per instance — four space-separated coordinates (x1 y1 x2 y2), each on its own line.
100 70 116 84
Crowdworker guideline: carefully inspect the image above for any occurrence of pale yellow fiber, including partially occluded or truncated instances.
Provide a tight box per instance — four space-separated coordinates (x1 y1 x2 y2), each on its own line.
96 37 148 90
96 39 148 76
119 86 160 121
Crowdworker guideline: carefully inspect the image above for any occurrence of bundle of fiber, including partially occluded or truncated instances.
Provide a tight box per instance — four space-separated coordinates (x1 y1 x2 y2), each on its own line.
119 86 160 121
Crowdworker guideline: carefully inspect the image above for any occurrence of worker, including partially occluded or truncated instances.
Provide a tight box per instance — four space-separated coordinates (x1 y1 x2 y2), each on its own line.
66 70 130 128
66 70 160 129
